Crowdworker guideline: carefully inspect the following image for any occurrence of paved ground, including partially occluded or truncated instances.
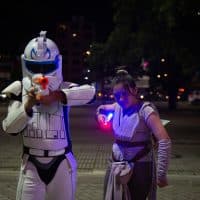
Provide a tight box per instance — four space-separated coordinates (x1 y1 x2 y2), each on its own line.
0 171 199 200
0 101 200 200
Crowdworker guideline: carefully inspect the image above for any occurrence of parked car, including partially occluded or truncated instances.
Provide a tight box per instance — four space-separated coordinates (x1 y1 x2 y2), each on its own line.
188 90 200 105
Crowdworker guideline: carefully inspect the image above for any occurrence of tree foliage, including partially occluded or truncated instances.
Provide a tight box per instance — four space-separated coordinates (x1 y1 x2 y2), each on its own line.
88 0 200 108
89 0 199 72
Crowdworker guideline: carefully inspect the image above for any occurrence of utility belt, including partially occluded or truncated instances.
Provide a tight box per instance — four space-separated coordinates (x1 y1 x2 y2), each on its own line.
23 146 71 157
115 139 151 148
113 140 152 163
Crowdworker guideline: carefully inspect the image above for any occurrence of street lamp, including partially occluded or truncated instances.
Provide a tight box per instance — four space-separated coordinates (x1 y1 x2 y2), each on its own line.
84 76 88 80
85 51 91 56
157 74 161 78
161 58 165 62
164 73 168 77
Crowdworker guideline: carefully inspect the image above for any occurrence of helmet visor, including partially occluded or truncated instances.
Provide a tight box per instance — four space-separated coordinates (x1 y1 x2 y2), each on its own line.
25 60 58 74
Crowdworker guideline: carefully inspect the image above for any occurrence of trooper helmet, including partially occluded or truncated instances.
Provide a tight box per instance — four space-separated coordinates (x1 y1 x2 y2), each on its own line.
21 31 63 82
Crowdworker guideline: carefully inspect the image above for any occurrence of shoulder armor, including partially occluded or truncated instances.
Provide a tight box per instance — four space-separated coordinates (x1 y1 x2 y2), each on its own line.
1 81 22 96
60 82 79 89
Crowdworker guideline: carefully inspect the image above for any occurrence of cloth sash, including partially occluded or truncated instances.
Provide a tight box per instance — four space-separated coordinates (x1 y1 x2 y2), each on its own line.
105 141 152 200
105 161 133 200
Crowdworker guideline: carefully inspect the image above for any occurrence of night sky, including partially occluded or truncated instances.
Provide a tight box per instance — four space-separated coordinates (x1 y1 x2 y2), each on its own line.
0 0 114 54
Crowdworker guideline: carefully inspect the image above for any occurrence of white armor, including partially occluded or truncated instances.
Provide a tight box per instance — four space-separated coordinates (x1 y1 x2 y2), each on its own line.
2 31 95 200
3 31 95 149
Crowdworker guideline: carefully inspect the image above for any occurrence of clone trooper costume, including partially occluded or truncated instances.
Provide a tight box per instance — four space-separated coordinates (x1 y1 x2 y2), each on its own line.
2 31 95 200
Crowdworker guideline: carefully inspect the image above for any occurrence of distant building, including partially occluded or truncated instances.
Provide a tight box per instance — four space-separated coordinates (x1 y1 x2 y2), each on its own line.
190 71 200 89
55 16 95 82
0 54 12 80
0 54 20 90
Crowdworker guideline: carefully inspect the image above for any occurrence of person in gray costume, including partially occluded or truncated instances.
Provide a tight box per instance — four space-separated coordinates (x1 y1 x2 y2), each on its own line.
96 70 171 200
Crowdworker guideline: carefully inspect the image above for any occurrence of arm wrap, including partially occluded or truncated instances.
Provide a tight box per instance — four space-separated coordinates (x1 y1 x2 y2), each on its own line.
157 139 171 179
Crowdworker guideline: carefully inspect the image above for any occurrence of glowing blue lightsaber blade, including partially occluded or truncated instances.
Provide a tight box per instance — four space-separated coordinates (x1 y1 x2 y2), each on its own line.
105 113 113 122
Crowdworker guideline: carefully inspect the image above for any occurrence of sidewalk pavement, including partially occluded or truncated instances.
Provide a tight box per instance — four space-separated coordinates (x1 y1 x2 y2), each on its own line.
0 170 199 200
0 142 199 200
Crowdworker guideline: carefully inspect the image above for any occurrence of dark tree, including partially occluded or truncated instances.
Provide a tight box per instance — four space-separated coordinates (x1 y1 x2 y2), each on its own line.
88 0 200 109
